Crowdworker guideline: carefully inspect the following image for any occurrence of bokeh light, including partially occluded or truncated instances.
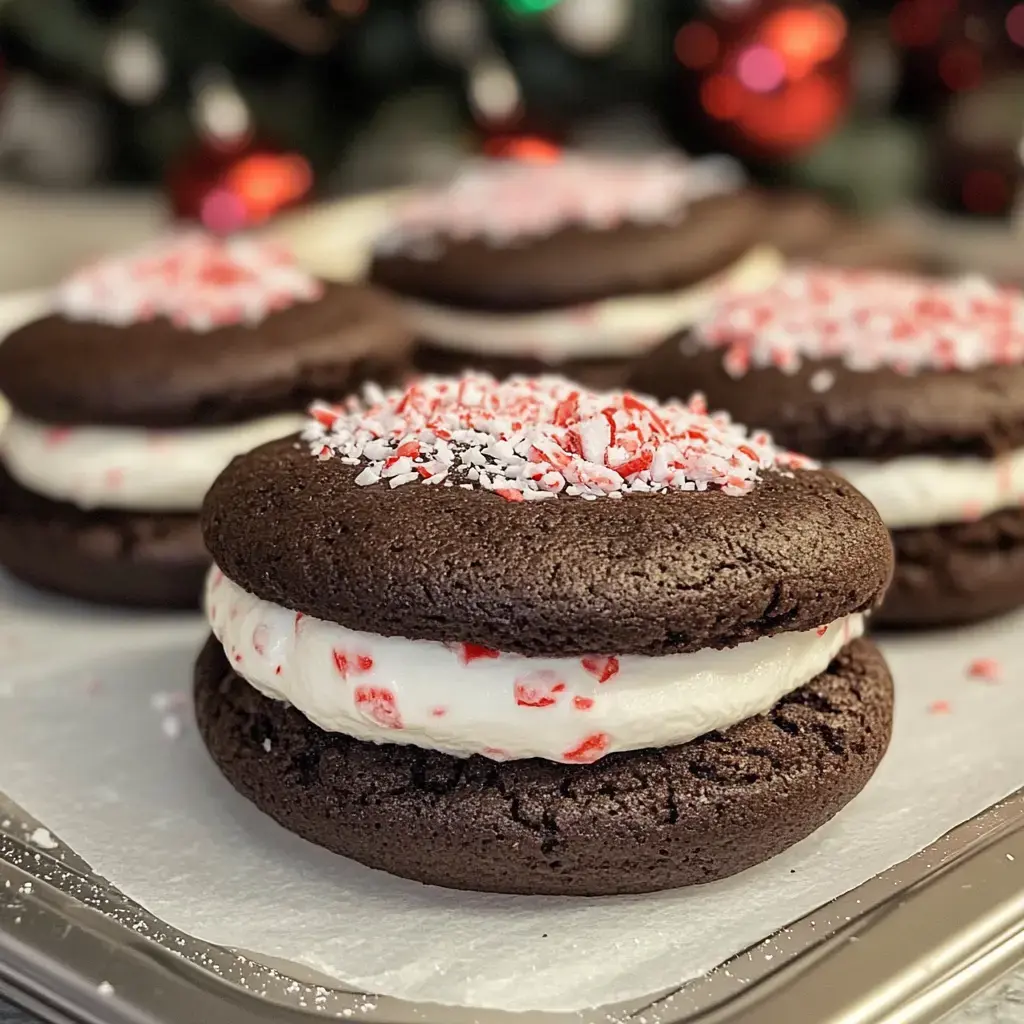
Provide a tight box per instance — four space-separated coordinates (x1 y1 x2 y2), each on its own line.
483 135 562 162
736 44 786 92
938 44 983 92
701 74 744 120
674 22 719 70
225 153 313 223
1007 4 1024 47
762 4 846 79
961 168 1012 215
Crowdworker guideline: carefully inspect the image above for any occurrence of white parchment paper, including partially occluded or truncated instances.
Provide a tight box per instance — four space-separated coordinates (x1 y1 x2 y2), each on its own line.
0 573 1022 1013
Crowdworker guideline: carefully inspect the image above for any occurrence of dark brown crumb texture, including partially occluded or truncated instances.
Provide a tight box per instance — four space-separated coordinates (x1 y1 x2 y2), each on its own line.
0 463 206 607
877 506 1024 627
0 282 412 428
194 635 893 896
369 192 766 312
202 437 893 657
628 333 1024 461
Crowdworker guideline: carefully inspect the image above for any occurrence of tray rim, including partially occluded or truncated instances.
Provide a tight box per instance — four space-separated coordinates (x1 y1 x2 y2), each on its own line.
1 782 1024 1024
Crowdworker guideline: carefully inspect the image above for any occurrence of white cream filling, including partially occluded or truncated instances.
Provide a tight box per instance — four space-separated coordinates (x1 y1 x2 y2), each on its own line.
0 412 307 511
403 246 783 362
831 447 1024 530
207 568 863 764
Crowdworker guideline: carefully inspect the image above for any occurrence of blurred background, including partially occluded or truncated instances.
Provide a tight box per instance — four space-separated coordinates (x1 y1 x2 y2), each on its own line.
0 0 1020 280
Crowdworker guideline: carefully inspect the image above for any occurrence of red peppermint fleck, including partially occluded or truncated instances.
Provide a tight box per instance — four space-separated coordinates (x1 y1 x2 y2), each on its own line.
44 427 73 446
581 655 620 684
294 612 304 633
962 500 983 521
430 706 447 717
354 686 403 729
458 642 500 665
514 670 565 708
482 747 511 761
563 732 610 763
333 649 374 679
104 468 124 489
967 657 1002 682
311 407 337 429
394 440 420 458
928 700 952 715
252 624 269 656
573 696 595 711
816 625 828 637
494 487 525 503
274 665 282 676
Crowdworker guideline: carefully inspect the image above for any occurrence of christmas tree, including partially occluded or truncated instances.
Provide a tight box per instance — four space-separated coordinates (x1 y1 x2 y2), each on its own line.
0 0 1020 229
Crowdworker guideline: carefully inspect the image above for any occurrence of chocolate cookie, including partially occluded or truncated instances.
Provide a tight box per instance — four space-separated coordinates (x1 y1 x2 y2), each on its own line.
0 464 205 607
372 189 767 312
878 507 1024 627
0 232 412 607
196 375 894 893
368 155 777 387
0 281 408 429
628 267 1024 626
203 436 892 657
194 634 893 896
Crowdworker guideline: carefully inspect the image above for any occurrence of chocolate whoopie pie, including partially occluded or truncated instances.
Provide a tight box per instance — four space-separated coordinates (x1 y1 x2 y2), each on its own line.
629 267 1024 627
369 155 781 388
0 233 411 607
196 374 894 895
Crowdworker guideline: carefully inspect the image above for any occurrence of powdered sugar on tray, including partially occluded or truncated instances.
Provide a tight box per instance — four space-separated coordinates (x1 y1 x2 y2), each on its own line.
55 231 323 332
304 374 814 501
692 267 1024 378
373 154 742 254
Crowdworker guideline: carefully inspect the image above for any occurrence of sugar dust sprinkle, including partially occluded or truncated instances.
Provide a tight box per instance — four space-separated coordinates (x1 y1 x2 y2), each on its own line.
306 374 813 502
27 827 58 850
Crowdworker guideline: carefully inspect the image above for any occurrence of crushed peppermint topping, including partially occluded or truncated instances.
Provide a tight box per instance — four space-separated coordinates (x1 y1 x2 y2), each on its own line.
55 231 323 332
304 374 813 502
373 154 742 255
692 267 1024 378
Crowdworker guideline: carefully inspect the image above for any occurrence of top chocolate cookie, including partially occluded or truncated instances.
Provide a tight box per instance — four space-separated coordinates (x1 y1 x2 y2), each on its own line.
369 155 766 311
202 375 892 657
0 233 411 429
630 267 1024 459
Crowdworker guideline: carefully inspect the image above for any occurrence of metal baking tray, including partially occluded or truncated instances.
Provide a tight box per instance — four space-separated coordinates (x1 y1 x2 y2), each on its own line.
0 783 1023 1024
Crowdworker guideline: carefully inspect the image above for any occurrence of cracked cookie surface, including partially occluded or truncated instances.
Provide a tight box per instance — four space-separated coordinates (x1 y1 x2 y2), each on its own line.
203 437 892 657
194 634 893 895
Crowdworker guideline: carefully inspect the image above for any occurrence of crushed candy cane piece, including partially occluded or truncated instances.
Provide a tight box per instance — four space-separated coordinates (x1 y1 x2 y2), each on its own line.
306 374 810 502
55 231 322 332
693 267 1024 377
967 657 1002 682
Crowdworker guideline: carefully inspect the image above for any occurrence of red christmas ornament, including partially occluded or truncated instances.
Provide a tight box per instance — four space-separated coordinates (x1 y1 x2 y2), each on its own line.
674 1 851 159
166 137 314 233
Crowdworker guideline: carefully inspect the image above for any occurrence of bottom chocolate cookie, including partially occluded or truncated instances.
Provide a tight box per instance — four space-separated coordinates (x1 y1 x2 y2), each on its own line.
0 464 207 608
413 341 633 391
194 634 893 896
877 506 1024 628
